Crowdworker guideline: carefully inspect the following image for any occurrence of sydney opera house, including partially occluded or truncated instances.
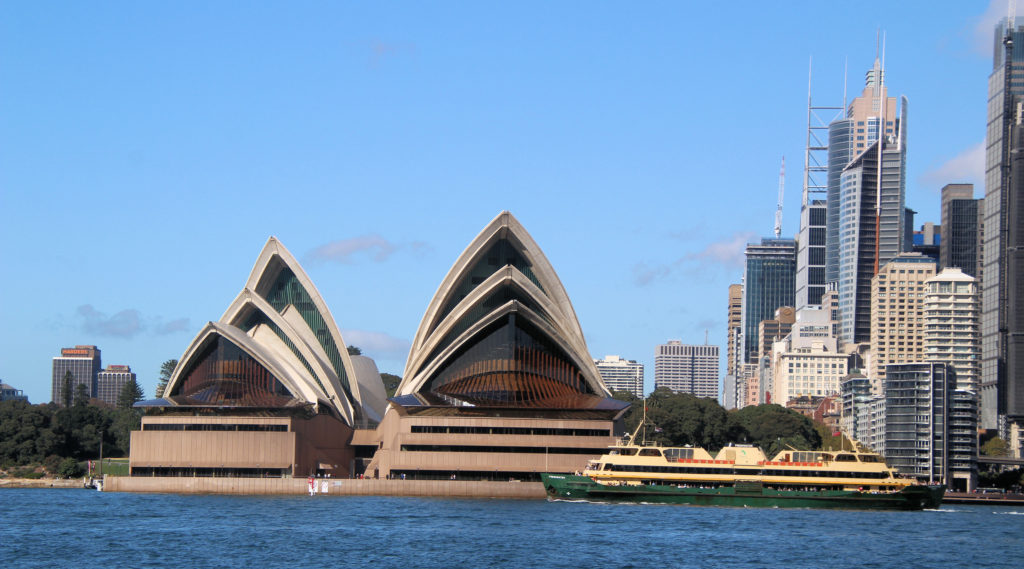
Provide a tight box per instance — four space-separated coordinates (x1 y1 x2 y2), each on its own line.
129 212 628 481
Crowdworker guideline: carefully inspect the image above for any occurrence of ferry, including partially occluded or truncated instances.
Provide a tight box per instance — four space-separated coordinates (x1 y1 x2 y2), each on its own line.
540 425 944 510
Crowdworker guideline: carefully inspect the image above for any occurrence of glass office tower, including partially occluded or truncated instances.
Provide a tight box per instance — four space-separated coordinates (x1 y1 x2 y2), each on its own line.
740 238 796 365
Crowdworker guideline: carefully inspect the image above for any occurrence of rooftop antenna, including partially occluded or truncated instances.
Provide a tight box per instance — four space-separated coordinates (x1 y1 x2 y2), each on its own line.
873 31 887 275
705 329 709 345
774 156 785 238
1011 0 1017 32
802 59 812 207
843 57 848 112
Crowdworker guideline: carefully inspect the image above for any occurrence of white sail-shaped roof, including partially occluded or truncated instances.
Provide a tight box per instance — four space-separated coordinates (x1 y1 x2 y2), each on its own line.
398 211 609 402
159 237 381 426
163 321 321 408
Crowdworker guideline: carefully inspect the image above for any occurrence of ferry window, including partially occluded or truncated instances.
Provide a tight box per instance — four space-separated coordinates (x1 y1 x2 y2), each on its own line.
834 454 856 462
859 455 880 462
619 448 638 456
664 448 694 461
639 449 663 457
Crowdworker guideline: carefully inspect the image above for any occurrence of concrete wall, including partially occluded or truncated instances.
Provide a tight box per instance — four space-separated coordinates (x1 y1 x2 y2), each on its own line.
131 414 355 477
104 476 546 498
130 431 296 469
366 410 616 478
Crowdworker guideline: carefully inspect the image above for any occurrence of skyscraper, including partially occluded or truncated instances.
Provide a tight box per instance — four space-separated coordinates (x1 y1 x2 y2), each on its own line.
740 238 796 365
825 58 900 287
940 184 981 278
726 283 743 377
868 253 936 383
924 268 980 393
654 341 719 399
912 221 941 265
795 200 827 310
725 283 744 409
1004 110 1024 441
594 356 644 398
51 345 102 406
982 19 1024 436
96 364 137 406
884 362 953 486
837 113 908 346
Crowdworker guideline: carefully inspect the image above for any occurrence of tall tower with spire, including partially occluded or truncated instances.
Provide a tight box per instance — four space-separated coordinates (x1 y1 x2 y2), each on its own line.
836 55 907 347
982 17 1024 444
825 55 900 289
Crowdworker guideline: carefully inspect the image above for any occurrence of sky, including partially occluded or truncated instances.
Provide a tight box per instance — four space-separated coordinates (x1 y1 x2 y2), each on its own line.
0 1 1007 404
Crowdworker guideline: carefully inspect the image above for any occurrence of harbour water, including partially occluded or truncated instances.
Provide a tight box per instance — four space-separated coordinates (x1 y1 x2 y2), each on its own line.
2 488 1022 568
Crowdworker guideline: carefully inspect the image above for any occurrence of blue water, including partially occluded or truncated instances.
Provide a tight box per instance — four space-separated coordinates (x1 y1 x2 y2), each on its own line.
2 489 1022 568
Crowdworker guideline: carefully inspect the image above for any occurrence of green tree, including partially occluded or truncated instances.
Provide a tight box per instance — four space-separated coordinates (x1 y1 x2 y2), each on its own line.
62 371 74 408
109 408 141 456
56 457 83 478
381 373 401 398
117 378 144 409
981 436 1008 457
155 359 177 398
626 388 738 451
0 400 60 466
729 404 822 457
73 383 90 407
815 423 852 451
347 345 362 356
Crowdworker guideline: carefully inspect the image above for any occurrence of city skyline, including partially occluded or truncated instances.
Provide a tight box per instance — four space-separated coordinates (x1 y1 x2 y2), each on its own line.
0 2 1005 403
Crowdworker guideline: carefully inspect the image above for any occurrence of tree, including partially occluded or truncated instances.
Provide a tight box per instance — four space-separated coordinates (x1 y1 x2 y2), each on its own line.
73 383 90 408
62 371 74 408
381 373 401 398
109 408 141 456
981 436 1008 457
117 378 144 409
155 359 177 398
0 400 60 466
56 457 83 478
347 345 362 356
623 388 737 451
814 423 851 451
729 404 822 457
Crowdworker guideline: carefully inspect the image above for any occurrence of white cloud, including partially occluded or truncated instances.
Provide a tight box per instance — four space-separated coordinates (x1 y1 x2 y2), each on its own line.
974 1 1010 55
921 142 985 189
74 305 192 338
155 318 191 335
686 231 757 269
77 305 143 338
306 235 397 264
633 231 756 286
306 235 430 265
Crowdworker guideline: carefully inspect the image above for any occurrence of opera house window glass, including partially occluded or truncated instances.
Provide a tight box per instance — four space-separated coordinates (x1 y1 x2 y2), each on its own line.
262 265 353 398
439 239 544 323
169 336 296 407
239 310 325 394
425 313 594 406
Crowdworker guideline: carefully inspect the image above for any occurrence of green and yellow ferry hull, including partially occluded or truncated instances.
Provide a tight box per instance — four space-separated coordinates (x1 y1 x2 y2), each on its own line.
540 474 944 510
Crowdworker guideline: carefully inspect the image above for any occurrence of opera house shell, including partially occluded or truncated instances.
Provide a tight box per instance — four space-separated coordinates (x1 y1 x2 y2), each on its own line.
365 211 628 481
129 237 386 478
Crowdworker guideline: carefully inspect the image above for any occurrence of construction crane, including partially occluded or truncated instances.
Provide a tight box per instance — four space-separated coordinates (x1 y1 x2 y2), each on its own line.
774 157 785 239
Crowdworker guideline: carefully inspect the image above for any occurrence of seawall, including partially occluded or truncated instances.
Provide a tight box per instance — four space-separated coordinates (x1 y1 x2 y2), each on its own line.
0 478 88 489
104 476 547 499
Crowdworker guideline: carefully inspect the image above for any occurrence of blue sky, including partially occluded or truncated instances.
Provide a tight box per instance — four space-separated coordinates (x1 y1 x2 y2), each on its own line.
0 1 1004 403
